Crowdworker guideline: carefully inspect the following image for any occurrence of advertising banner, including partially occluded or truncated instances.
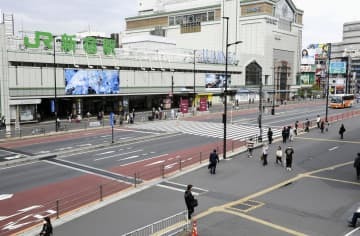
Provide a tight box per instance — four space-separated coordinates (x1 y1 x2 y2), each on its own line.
301 48 315 65
199 97 207 111
300 74 315 85
306 43 329 60
180 98 189 113
205 73 231 88
329 61 347 74
64 69 119 95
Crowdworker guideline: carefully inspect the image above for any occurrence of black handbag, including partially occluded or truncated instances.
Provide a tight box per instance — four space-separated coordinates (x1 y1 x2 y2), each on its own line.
192 199 198 207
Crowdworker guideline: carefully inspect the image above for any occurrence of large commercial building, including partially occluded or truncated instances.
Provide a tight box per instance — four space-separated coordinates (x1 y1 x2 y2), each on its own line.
0 0 303 131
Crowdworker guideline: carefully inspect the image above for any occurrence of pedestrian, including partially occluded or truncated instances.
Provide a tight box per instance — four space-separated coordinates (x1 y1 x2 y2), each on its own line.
39 216 53 236
354 153 360 180
348 206 360 228
285 146 294 171
320 120 325 133
289 127 294 142
208 149 219 174
305 118 310 132
262 143 268 166
275 146 283 166
282 126 287 143
339 124 346 139
316 115 320 128
267 128 273 144
184 184 198 220
294 120 299 135
247 138 255 158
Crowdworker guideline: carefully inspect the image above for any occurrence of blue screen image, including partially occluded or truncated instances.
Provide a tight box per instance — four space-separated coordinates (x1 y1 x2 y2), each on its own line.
64 69 119 95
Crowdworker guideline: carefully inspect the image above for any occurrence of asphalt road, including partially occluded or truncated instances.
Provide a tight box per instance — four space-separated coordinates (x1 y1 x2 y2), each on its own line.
0 102 359 235
51 115 360 236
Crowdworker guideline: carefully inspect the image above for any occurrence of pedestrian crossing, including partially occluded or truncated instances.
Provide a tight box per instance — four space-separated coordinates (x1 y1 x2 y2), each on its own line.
131 120 282 141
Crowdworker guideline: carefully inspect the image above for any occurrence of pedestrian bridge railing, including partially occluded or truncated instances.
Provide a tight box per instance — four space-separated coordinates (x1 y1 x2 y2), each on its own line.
121 211 190 236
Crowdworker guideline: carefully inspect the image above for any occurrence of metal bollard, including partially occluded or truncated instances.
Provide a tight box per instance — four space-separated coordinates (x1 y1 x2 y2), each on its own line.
134 173 137 188
56 200 60 219
232 141 234 152
100 185 103 201
179 159 182 171
200 152 202 163
161 165 165 178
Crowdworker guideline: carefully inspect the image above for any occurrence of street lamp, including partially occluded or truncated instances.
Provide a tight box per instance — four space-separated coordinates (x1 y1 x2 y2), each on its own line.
222 16 242 159
325 43 332 123
271 61 277 115
53 36 58 132
193 50 196 115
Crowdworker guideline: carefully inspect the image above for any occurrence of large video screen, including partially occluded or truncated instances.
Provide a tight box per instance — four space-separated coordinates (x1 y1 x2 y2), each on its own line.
205 73 231 88
64 69 119 95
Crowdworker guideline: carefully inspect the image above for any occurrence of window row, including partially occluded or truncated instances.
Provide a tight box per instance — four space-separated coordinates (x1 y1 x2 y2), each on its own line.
168 11 215 26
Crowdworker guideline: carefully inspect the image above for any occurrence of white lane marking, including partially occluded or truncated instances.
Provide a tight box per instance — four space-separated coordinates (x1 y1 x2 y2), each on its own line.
96 151 115 156
118 155 139 161
101 135 111 138
120 153 168 167
4 155 22 160
42 160 129 183
329 146 339 151
35 151 50 154
77 144 92 147
94 149 143 161
145 160 165 166
0 194 13 201
165 163 178 169
157 184 199 196
55 147 73 151
163 181 209 192
115 128 160 134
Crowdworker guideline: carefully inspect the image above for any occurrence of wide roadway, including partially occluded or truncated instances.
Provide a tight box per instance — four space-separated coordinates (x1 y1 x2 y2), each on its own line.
0 102 359 235
52 114 360 236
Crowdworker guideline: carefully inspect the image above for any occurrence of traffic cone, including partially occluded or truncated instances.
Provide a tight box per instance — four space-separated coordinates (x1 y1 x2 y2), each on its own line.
191 220 198 236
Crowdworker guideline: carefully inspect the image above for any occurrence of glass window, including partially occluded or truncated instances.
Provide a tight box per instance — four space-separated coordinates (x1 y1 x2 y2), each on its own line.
201 13 207 22
176 16 183 25
208 11 214 21
169 16 175 26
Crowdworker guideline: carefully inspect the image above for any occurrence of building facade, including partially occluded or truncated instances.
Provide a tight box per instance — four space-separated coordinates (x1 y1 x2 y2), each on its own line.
126 0 304 98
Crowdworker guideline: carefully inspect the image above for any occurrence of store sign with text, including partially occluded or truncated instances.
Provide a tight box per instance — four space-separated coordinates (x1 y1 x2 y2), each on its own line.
24 31 115 55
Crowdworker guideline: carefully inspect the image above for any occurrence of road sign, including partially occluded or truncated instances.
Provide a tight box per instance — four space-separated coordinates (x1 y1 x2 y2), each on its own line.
110 112 114 127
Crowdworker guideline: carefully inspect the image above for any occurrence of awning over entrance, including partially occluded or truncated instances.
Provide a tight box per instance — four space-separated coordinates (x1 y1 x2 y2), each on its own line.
9 99 41 105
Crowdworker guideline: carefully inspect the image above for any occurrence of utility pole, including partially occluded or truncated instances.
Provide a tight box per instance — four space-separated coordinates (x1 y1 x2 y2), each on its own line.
325 43 331 123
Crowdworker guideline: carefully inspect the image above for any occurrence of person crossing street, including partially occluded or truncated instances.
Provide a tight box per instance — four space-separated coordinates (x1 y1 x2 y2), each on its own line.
208 149 219 174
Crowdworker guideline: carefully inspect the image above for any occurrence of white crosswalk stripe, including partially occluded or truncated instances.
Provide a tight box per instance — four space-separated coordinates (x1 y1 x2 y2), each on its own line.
131 120 282 141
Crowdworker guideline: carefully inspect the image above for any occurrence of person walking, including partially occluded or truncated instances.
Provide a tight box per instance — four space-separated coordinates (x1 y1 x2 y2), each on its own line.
294 120 299 135
316 115 321 128
208 149 219 174
184 184 197 220
285 146 294 171
275 146 283 166
262 143 269 166
247 138 255 158
282 126 288 143
348 206 360 228
305 118 310 132
267 128 273 144
339 124 346 139
289 127 295 142
39 216 53 236
354 153 360 180
320 120 325 133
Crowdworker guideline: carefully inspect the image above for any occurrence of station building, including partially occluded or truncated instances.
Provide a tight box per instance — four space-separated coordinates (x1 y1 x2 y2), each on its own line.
0 0 303 130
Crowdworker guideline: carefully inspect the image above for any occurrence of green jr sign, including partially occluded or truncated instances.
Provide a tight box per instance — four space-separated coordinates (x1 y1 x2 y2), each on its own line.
24 31 116 55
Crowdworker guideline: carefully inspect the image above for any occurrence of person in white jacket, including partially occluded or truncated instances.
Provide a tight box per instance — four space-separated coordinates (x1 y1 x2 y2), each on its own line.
275 146 283 166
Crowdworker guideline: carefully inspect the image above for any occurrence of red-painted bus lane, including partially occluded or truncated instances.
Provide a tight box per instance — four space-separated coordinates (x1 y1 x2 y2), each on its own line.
0 174 130 236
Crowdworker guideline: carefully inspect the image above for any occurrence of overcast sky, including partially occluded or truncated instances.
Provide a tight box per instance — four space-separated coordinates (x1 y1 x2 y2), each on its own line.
0 0 359 47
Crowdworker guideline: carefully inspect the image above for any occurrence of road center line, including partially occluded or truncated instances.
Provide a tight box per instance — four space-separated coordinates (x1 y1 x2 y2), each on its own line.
156 184 199 196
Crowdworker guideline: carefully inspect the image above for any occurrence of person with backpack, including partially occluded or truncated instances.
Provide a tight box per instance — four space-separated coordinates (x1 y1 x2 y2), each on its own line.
184 184 198 220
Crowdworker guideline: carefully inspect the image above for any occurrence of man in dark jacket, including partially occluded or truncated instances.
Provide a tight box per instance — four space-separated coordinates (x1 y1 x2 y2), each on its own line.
339 124 346 139
354 153 360 180
184 184 197 220
209 149 219 174
267 128 273 144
